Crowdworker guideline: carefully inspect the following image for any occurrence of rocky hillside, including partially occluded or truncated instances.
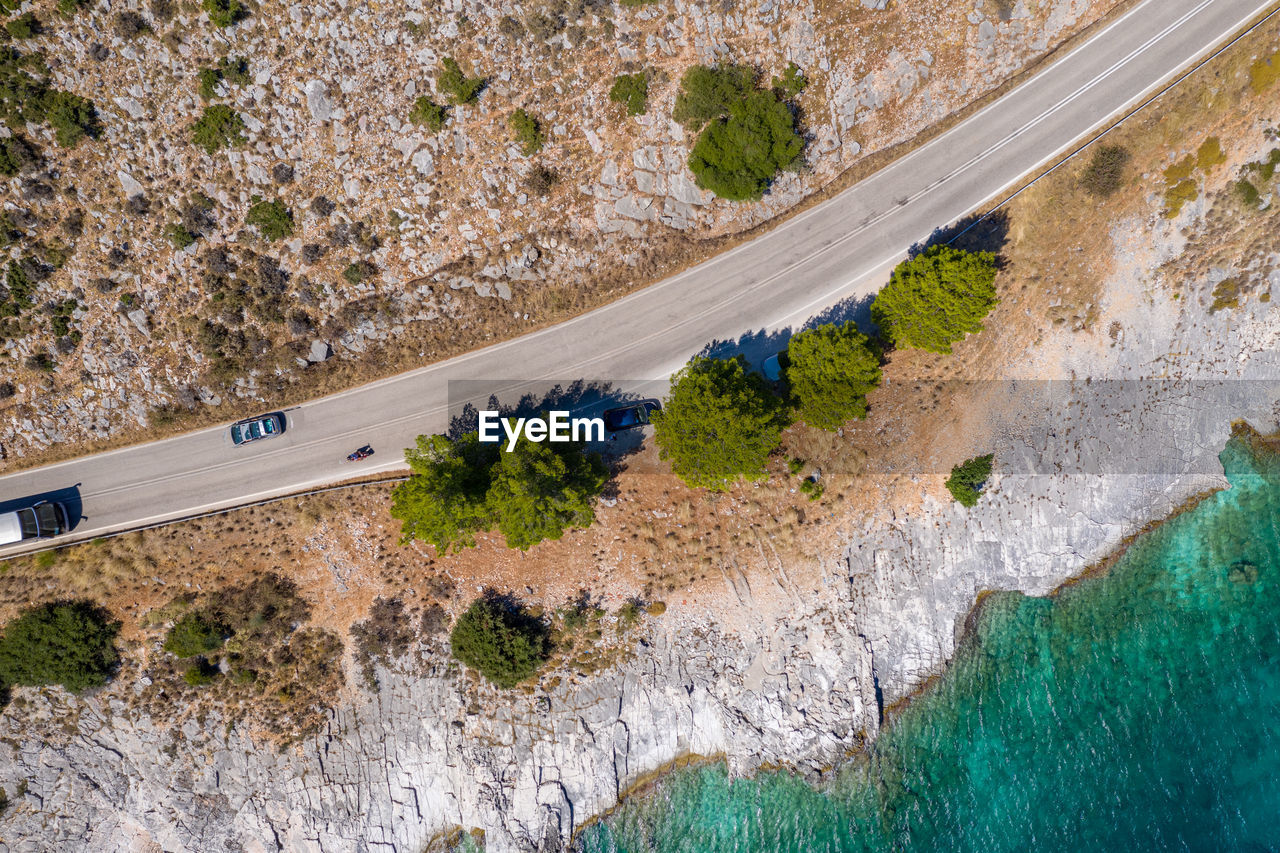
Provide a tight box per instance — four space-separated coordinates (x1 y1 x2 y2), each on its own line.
0 0 1117 460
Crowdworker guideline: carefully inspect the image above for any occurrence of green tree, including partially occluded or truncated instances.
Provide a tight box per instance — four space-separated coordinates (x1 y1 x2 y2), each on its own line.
43 90 99 147
652 355 787 489
0 134 39 176
392 429 608 552
487 436 608 551
191 104 246 153
163 611 226 658
785 322 882 429
609 72 648 116
202 0 244 27
0 600 120 692
449 594 549 688
870 245 999 354
673 65 756 129
392 432 500 552
438 57 483 105
5 12 40 39
945 453 994 507
408 96 447 132
245 197 293 240
688 89 803 201
509 108 543 155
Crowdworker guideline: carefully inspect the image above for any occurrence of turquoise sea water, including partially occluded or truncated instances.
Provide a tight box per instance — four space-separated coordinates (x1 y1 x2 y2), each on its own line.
577 431 1280 853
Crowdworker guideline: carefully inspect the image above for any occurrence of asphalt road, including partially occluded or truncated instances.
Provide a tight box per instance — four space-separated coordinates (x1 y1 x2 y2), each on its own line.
0 0 1272 554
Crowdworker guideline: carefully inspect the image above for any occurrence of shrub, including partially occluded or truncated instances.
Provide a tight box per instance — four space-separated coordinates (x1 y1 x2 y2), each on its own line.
785 322 881 429
202 0 244 27
342 260 373 284
509 108 544 155
673 64 756 130
688 90 802 200
771 62 807 99
408 96 447 132
183 658 219 686
1233 178 1262 209
609 72 648 116
391 430 608 553
149 0 176 23
0 135 39 176
219 55 250 85
449 594 550 688
870 245 999 354
0 601 120 692
56 0 90 15
1080 145 1130 197
945 454 994 507
5 12 40 39
197 68 222 100
114 10 149 38
191 104 246 153
524 164 559 196
164 611 226 658
652 355 787 489
525 10 564 40
245 198 293 240
438 56 483 105
675 66 803 201
44 91 99 147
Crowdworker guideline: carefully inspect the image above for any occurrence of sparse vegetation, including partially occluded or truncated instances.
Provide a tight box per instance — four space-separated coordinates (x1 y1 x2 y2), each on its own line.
675 65 804 201
523 164 559 197
0 600 120 693
245 198 294 241
408 96 447 132
202 0 245 28
945 454 994 507
1080 144 1130 197
198 56 249 100
163 611 226 658
449 593 550 688
350 597 418 688
609 72 649 116
437 57 483 105
871 246 1000 354
652 355 787 489
191 104 246 153
5 12 40 39
785 322 881 429
771 62 807 99
509 108 544 155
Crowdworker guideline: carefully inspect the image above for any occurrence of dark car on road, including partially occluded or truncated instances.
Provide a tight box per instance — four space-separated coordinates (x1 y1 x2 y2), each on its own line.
603 400 661 432
0 501 70 546
230 413 286 446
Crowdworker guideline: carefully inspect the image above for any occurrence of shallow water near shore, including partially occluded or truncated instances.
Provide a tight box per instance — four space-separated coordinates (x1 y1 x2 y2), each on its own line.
577 431 1280 852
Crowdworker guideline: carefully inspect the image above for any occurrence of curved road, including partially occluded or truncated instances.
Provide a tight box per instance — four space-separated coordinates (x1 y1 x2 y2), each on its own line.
0 0 1272 554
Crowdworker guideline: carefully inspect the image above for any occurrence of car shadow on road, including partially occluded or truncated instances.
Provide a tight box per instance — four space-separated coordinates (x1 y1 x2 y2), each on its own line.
0 483 84 531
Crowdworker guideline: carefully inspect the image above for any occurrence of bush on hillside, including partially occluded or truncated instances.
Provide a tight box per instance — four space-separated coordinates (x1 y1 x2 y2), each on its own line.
245 198 294 241
509 108 544 155
771 62 807 99
0 600 120 692
652 355 787 489
44 91 99 147
672 65 756 129
5 12 40 39
674 66 804 201
945 454 994 507
870 245 999 354
163 611 227 658
191 104 246 153
785 322 881 429
408 96 447 132
609 72 649 116
202 0 244 28
1080 145 1131 197
687 89 804 201
438 57 483 105
449 594 550 688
